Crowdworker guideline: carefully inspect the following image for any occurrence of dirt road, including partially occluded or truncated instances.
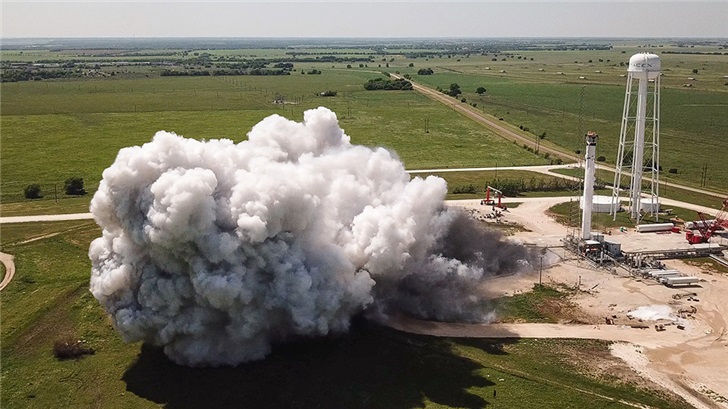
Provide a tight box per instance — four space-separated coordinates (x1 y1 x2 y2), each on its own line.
0 252 16 291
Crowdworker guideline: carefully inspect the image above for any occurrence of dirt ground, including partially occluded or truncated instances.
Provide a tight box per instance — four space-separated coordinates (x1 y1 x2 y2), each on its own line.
399 198 728 409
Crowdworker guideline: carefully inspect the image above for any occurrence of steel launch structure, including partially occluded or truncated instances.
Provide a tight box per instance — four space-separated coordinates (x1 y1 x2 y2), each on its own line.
611 53 661 223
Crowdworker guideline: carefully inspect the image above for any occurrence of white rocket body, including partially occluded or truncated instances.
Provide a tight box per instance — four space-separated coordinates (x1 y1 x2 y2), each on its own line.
581 132 598 240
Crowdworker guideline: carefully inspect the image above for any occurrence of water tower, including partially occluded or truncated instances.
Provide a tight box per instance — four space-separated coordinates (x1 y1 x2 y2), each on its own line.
611 53 661 222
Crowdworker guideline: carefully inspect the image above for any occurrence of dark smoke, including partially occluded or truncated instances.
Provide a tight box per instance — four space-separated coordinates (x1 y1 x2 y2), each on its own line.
373 212 535 323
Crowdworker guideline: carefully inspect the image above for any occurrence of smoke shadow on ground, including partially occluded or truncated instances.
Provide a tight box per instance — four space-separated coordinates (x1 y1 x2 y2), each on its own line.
122 319 504 409
453 337 520 356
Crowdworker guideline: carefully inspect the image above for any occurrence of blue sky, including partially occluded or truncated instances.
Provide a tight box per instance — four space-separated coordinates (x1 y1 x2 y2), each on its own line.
2 1 727 38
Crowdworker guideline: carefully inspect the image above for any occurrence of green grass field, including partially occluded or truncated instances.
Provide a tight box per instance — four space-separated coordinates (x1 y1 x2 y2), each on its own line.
0 71 550 204
0 222 691 409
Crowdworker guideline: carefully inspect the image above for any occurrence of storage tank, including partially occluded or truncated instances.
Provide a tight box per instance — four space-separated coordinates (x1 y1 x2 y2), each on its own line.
580 195 613 213
628 53 661 79
685 219 716 230
663 276 699 287
640 198 660 213
636 223 673 233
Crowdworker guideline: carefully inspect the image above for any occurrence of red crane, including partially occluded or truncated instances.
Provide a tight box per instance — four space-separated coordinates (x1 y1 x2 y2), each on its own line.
686 196 728 244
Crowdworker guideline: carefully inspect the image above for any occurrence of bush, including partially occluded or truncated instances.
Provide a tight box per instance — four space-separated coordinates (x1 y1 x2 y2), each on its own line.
597 156 606 162
24 184 43 199
669 168 678 174
63 177 86 196
452 184 478 194
53 338 95 360
363 78 413 91
417 68 434 75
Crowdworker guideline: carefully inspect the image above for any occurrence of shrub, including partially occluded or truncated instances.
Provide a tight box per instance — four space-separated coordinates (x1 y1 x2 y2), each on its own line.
63 177 86 196
452 184 478 194
24 184 43 199
597 156 606 162
669 168 678 174
53 338 95 360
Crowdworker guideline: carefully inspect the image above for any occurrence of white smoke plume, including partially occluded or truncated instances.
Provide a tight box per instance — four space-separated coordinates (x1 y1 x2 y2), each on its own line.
89 107 533 367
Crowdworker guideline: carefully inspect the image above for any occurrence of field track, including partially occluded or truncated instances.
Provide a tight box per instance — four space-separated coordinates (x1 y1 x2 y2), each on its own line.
0 252 16 291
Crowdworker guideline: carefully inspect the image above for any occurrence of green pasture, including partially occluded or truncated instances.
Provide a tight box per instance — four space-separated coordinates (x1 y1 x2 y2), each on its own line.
0 221 691 409
410 69 727 191
1 71 548 204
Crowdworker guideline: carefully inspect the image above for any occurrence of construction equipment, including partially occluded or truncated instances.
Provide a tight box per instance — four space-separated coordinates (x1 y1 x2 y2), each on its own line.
686 196 728 244
482 186 506 209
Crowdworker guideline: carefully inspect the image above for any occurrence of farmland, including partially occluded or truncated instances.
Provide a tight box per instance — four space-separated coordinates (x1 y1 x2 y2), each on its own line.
0 37 724 409
2 37 727 203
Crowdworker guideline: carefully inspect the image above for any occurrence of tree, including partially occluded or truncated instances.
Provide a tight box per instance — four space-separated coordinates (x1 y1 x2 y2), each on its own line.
64 177 86 196
408 62 414 67
447 83 462 97
476 86 486 95
24 184 43 199
692 68 699 74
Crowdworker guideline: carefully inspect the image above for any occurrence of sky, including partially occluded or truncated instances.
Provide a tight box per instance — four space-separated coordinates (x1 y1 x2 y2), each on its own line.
1 1 727 39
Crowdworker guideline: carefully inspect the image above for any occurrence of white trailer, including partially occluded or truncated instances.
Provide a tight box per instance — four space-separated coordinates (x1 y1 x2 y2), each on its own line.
663 276 699 287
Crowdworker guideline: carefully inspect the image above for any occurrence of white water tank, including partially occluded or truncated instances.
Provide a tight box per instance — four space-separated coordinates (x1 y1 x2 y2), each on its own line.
628 53 661 79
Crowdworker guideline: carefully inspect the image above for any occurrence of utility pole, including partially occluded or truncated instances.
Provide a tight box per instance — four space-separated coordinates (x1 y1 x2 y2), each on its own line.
538 254 544 286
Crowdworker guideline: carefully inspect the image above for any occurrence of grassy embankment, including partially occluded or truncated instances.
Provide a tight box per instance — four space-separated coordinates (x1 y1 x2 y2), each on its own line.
0 222 692 409
546 201 699 231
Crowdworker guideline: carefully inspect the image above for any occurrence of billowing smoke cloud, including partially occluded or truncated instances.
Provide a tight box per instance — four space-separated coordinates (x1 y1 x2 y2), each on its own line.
89 107 533 367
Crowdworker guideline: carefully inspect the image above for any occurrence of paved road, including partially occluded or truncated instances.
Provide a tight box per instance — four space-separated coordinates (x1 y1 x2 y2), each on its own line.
0 193 722 225
0 212 94 224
